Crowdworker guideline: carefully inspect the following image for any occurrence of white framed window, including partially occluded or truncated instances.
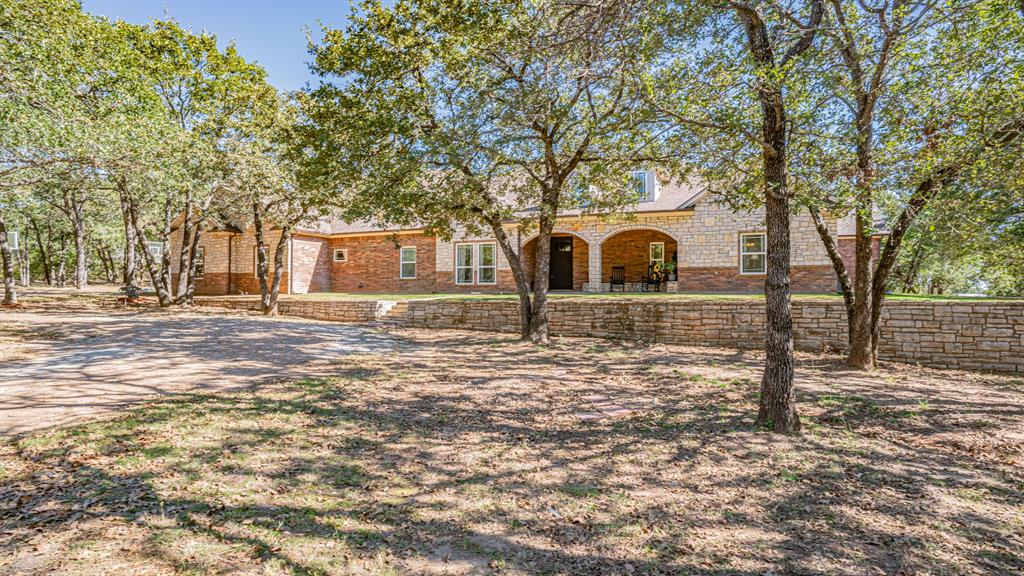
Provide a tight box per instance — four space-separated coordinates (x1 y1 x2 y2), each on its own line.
333 248 348 263
632 170 648 199
740 233 767 274
6 231 18 250
477 243 496 284
400 246 417 279
193 246 205 279
455 243 474 285
649 242 665 268
146 240 165 259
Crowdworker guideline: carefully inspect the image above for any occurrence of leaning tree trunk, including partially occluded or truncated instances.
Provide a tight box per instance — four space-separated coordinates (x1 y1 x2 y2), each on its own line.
488 217 533 339
0 210 17 306
265 227 292 317
121 182 173 306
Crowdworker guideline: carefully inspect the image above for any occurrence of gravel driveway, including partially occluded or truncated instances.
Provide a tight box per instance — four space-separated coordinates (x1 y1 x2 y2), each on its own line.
0 309 401 435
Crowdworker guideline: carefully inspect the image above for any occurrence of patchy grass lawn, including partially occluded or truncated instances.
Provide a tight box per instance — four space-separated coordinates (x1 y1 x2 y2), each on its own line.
1 330 1022 575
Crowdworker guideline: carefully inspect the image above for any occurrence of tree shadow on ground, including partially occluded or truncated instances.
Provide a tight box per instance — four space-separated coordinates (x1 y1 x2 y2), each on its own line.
3 327 1023 574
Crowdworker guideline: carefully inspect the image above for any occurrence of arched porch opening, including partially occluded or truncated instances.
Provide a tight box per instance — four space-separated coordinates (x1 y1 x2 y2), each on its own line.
521 232 590 291
599 228 678 287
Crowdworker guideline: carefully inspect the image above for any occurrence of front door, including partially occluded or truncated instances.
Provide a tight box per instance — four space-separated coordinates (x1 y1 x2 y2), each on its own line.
549 237 573 290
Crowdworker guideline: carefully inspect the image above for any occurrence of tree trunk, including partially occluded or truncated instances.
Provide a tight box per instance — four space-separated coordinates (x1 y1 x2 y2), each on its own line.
56 233 67 287
18 247 30 287
64 190 88 289
527 194 557 344
266 227 292 316
0 210 16 306
174 191 193 302
758 149 800 434
848 209 875 369
809 207 854 344
29 216 52 286
121 182 173 306
733 0 821 434
119 191 137 286
182 224 203 305
489 218 532 339
252 202 273 314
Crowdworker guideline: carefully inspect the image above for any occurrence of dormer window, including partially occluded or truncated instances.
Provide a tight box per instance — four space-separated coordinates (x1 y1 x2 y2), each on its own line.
632 170 660 202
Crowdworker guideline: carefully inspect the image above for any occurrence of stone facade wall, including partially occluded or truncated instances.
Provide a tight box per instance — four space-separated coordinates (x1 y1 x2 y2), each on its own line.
198 296 1024 373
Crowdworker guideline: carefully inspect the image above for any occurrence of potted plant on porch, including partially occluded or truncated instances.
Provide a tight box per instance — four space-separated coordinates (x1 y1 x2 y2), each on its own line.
664 261 677 282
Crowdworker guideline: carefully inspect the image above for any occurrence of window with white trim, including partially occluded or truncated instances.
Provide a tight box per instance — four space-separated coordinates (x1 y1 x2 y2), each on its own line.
740 233 767 274
649 242 664 268
333 248 348 263
400 246 417 279
193 247 205 279
477 243 496 284
632 171 648 200
455 243 474 285
253 246 262 278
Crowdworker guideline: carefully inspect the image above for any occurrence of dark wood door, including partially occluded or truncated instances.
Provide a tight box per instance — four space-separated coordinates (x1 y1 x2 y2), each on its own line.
549 237 573 290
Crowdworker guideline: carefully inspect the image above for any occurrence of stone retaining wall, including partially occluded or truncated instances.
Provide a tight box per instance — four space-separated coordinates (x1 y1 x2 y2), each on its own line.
196 297 393 323
197 297 1024 373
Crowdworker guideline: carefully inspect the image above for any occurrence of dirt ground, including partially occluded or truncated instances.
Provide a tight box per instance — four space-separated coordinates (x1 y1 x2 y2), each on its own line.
0 304 398 435
1 300 1022 575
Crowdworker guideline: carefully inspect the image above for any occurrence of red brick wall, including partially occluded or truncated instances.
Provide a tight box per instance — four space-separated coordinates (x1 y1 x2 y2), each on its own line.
838 236 882 287
171 272 233 296
601 230 677 283
675 265 837 293
232 272 291 295
328 233 436 292
291 235 331 293
522 234 590 291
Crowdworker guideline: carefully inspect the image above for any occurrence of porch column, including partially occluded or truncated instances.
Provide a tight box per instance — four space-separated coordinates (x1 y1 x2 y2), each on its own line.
585 243 603 292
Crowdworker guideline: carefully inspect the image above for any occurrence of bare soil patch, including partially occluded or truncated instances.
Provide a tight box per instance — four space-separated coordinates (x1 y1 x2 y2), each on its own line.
1 317 1021 575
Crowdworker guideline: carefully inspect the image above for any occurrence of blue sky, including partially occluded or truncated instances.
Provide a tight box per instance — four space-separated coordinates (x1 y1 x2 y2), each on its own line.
81 1 357 91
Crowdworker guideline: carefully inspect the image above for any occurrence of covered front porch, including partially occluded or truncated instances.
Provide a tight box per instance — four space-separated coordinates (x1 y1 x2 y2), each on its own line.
520 226 680 293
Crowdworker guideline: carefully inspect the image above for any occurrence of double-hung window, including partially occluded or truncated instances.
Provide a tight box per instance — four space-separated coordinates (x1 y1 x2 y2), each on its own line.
740 233 767 274
477 243 496 284
632 170 649 200
456 244 475 284
455 242 497 284
400 246 417 279
649 242 665 269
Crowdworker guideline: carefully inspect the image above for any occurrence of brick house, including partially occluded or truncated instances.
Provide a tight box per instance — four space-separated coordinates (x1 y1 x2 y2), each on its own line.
170 173 873 295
